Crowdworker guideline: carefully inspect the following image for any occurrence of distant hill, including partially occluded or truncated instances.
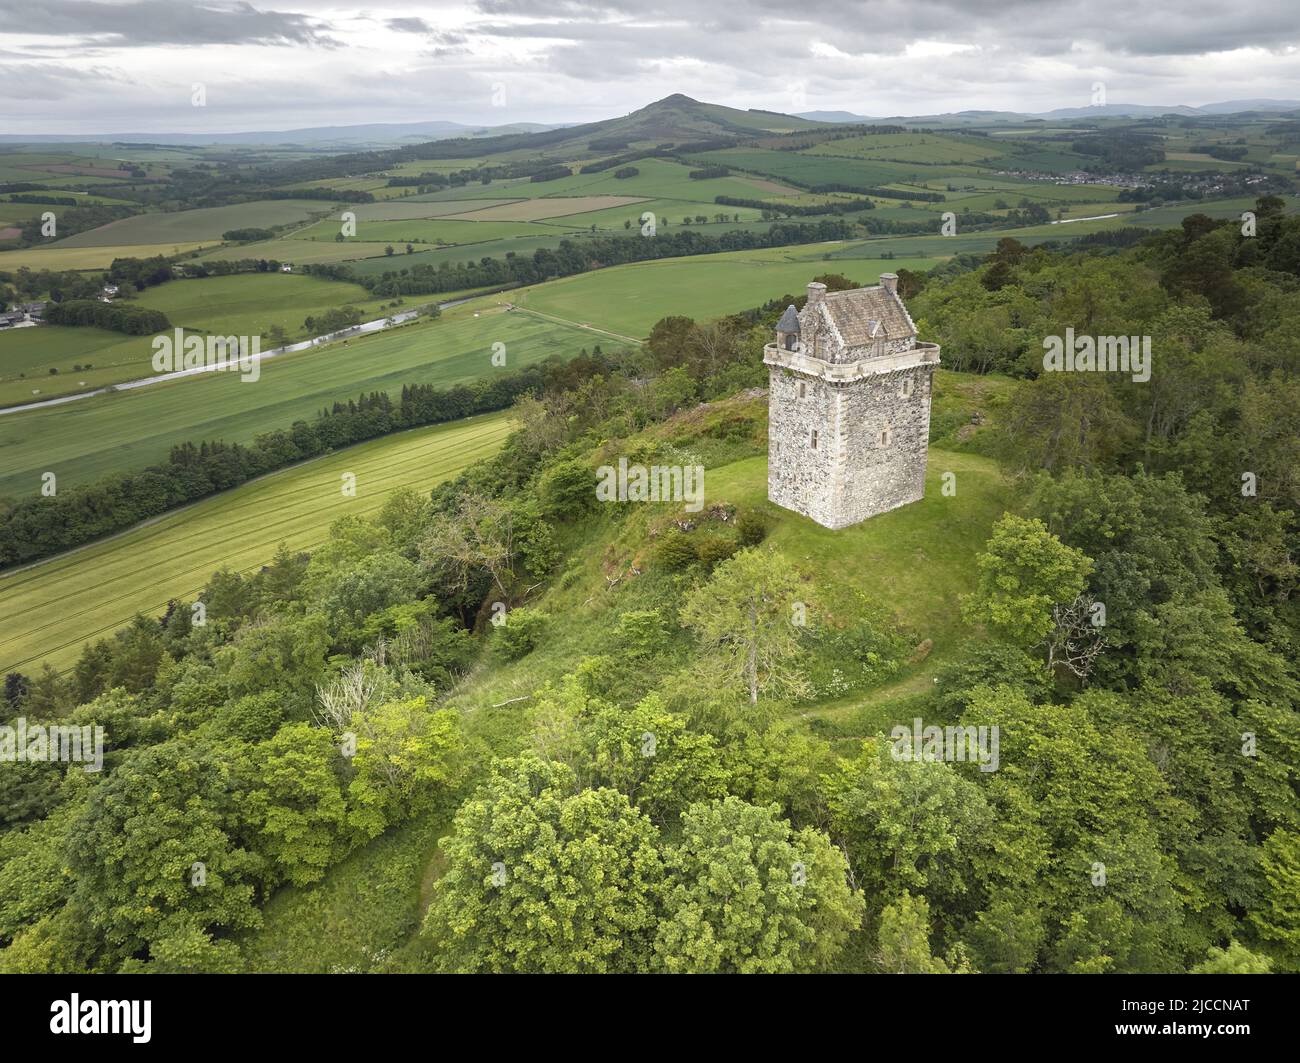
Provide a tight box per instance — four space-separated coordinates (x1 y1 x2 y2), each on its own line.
799 100 1300 123
0 120 568 148
553 94 822 145
11 94 1300 153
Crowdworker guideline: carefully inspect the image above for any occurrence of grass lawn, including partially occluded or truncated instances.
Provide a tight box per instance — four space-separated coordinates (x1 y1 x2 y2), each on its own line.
0 411 514 675
442 401 1010 729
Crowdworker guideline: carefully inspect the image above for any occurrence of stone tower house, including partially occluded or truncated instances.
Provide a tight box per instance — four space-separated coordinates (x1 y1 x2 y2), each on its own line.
763 275 940 529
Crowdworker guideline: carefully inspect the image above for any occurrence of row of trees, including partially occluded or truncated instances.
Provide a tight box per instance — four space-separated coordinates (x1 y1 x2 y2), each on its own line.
43 299 170 335
0 361 562 569
307 220 854 299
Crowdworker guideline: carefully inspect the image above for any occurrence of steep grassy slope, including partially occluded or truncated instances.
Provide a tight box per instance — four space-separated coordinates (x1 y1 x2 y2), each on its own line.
236 378 1013 971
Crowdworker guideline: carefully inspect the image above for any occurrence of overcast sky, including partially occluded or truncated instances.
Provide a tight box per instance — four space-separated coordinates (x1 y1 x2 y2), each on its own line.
1 0 1298 134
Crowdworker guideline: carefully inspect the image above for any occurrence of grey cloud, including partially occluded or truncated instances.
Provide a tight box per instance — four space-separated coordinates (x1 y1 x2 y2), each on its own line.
0 0 337 47
386 17 434 33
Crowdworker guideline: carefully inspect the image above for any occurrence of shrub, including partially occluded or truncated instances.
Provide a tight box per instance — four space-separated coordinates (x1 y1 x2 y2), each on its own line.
736 512 769 547
494 607 548 661
653 529 698 570
615 610 669 660
694 534 740 569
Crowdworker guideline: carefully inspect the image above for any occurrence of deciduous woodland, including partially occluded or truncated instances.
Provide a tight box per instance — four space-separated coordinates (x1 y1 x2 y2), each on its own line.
1 91 1298 975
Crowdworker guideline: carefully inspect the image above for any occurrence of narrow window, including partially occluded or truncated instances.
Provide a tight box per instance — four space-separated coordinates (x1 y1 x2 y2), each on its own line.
900 376 913 398
811 429 818 449
798 381 806 399
880 428 892 447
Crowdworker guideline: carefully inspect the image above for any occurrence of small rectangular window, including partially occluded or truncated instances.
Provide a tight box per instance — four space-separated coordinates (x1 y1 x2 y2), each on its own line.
880 428 892 447
900 377 913 398
811 429 818 449
798 381 806 399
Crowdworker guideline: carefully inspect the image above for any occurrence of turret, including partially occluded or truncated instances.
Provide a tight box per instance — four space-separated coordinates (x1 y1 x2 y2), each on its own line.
775 304 800 352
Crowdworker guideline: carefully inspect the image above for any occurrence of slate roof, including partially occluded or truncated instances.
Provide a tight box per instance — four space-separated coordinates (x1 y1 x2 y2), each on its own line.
810 285 915 351
776 304 801 333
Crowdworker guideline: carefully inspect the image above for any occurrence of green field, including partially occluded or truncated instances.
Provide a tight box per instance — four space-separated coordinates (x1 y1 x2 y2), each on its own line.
194 237 405 266
196 159 802 267
0 242 218 271
0 411 513 675
0 307 621 497
51 200 329 247
0 273 393 405
136 272 389 336
441 431 1010 731
804 131 1010 165
507 245 939 336
295 217 586 246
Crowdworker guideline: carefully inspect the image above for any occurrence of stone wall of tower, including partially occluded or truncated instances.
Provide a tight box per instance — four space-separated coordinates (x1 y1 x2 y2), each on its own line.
767 365 836 526
833 363 935 527
766 361 935 530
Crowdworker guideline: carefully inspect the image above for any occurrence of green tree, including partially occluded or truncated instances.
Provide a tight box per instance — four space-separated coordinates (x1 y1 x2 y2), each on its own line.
877 890 952 973
1250 830 1300 972
1190 939 1272 974
249 723 349 886
422 756 662 972
826 739 992 915
654 797 863 973
346 697 464 842
963 515 1093 648
680 548 811 705
63 739 264 965
580 692 728 823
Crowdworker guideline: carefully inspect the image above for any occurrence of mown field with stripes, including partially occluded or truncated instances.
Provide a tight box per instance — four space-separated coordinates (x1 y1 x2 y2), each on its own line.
0 411 512 675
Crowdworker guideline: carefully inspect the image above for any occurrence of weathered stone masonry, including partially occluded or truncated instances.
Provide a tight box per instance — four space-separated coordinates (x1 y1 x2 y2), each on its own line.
763 275 940 529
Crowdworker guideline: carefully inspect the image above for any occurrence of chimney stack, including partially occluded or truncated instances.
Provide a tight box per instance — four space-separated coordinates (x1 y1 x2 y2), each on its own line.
806 281 827 307
879 273 898 296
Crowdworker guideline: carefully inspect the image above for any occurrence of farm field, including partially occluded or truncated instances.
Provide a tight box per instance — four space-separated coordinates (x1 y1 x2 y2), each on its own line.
445 195 649 221
135 272 389 337
0 326 143 406
0 411 513 675
696 146 983 188
803 131 1010 165
0 273 393 405
295 217 586 245
51 200 330 247
348 199 518 221
0 241 217 271
0 306 623 497
505 245 939 336
195 158 805 267
193 236 402 266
